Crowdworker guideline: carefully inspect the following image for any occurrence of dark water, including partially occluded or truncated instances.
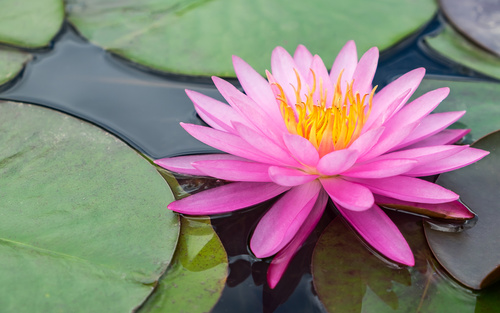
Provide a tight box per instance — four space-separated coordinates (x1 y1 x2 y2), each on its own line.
0 22 220 159
0 15 493 160
1 12 498 313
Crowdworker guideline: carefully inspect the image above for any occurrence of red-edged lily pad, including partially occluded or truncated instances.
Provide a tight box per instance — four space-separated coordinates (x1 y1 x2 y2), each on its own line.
425 130 500 289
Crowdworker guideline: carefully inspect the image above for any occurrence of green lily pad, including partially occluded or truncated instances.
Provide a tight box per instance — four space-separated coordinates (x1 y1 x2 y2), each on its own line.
312 212 499 312
0 0 64 86
425 130 500 290
424 24 500 80
409 79 500 144
139 216 228 313
439 0 500 58
0 48 31 85
0 0 64 48
0 101 179 312
66 0 436 76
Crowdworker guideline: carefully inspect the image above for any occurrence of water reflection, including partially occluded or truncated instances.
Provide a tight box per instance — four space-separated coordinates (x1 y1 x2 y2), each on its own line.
210 197 334 313
159 169 500 313
313 212 500 313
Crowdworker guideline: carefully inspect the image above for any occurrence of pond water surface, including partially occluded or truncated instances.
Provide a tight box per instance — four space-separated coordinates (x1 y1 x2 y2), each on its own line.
1 12 499 313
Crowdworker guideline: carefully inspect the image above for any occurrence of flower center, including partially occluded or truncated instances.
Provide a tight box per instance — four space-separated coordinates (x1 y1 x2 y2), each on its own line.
272 70 376 156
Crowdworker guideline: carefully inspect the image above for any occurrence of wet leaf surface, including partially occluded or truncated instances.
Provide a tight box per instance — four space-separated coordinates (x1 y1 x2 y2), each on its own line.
0 102 179 312
409 79 500 144
439 0 500 58
424 24 500 80
425 130 500 290
0 0 64 48
67 0 436 76
312 212 500 312
139 217 228 313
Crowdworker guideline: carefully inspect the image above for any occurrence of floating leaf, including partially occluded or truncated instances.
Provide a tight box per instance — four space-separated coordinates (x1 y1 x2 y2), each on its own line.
67 0 436 76
0 102 179 312
409 79 500 143
139 217 228 313
312 212 498 312
0 26 223 159
425 130 500 290
425 24 500 80
439 0 500 57
0 48 31 85
0 0 64 47
0 0 63 86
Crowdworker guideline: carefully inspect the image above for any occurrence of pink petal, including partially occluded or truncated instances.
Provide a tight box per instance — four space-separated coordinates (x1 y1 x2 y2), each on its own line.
213 76 287 140
233 122 302 167
336 203 414 266
357 121 419 162
283 133 320 167
169 182 290 214
375 145 468 166
308 55 334 105
155 154 246 176
181 123 278 164
363 89 411 132
320 177 374 211
374 194 475 220
212 76 250 115
293 45 314 77
402 129 470 149
271 46 306 102
385 87 450 129
186 89 247 133
268 166 318 186
364 68 425 132
229 95 285 146
352 47 379 96
267 190 328 288
349 127 385 157
342 159 417 178
330 40 358 92
250 181 322 258
405 147 489 176
391 111 466 151
192 159 272 182
348 176 459 203
317 149 359 175
232 55 282 124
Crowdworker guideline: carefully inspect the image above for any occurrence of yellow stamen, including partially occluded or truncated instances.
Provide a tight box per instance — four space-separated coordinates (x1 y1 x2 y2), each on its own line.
276 69 377 156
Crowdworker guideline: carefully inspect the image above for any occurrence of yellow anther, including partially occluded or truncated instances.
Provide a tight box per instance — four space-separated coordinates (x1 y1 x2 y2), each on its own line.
275 69 376 155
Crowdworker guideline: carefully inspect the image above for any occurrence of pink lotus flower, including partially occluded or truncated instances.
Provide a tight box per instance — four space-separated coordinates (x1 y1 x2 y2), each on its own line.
155 41 489 288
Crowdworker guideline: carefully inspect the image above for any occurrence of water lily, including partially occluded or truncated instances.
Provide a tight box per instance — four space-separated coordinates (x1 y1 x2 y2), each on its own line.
156 41 489 288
